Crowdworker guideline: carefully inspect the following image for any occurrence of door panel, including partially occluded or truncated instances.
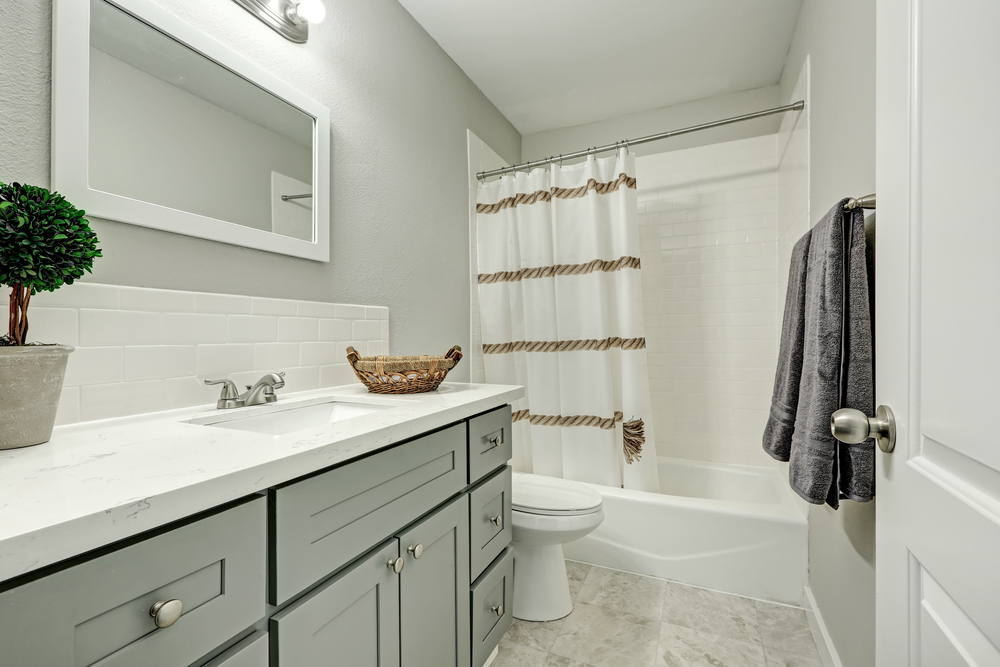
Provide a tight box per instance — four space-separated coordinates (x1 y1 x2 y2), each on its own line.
876 0 1000 663
397 496 471 667
270 540 400 667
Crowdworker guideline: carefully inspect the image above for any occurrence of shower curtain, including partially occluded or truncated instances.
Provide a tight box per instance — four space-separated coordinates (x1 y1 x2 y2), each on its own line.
476 152 659 492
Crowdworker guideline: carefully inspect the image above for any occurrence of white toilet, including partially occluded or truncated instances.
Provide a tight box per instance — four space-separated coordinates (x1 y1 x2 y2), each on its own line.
510 472 605 622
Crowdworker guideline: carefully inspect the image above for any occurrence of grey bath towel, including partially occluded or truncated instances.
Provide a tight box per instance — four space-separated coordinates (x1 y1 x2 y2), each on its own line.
763 199 874 508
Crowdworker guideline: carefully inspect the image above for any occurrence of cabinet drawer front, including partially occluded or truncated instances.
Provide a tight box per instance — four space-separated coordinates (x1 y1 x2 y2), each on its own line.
0 498 266 667
469 466 512 582
470 548 513 667
201 631 268 667
272 424 467 604
467 406 512 484
271 540 400 667
397 496 471 667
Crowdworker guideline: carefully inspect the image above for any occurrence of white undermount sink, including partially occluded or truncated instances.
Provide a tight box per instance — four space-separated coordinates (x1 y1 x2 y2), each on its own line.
193 400 393 436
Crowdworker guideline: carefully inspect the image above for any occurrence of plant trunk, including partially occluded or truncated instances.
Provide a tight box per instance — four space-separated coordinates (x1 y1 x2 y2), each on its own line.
8 284 31 345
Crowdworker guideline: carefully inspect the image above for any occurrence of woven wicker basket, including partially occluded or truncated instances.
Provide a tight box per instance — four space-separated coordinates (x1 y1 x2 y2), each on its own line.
346 345 462 394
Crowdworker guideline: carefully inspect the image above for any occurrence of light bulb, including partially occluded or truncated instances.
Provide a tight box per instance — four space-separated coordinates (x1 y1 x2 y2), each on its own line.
286 0 325 25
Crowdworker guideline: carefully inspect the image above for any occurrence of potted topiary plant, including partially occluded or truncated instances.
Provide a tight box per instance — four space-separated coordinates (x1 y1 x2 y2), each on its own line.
0 182 101 450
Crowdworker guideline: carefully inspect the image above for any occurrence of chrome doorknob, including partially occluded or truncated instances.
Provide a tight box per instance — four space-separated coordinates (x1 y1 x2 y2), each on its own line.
492 604 504 617
490 515 503 528
407 544 423 559
831 405 896 453
387 557 404 574
150 599 183 628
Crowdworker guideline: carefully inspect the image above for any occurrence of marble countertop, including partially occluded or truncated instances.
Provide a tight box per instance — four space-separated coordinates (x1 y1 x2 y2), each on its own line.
0 382 523 583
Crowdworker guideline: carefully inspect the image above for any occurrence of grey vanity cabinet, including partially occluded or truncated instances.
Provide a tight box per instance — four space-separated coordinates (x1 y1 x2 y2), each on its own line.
397 496 472 667
0 497 265 667
270 539 401 667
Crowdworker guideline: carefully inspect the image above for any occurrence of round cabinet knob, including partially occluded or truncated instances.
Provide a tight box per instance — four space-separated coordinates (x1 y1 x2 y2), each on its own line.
831 405 896 453
490 515 503 528
492 604 504 617
407 544 424 559
387 557 404 574
149 599 183 629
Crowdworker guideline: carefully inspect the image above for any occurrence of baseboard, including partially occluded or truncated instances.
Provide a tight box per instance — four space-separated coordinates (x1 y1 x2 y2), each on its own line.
481 645 499 667
804 585 844 667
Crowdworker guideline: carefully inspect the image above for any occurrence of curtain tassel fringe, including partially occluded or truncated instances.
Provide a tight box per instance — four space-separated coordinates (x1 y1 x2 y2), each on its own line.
623 417 645 465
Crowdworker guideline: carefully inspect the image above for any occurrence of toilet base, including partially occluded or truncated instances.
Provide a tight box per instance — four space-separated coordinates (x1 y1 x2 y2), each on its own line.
512 543 573 622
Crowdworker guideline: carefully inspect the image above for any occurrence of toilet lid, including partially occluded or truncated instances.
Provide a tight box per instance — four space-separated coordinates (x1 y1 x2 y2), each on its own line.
511 472 604 516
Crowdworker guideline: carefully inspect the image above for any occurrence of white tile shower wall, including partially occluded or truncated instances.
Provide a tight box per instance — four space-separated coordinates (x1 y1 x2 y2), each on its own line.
468 130 510 385
636 134 779 467
3 284 389 426
778 57 811 322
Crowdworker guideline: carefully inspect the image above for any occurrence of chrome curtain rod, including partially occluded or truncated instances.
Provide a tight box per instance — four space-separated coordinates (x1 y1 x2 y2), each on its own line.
477 101 806 181
280 193 313 201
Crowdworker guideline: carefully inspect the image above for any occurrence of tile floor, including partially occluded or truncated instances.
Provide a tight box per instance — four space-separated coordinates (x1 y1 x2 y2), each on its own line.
494 561 823 667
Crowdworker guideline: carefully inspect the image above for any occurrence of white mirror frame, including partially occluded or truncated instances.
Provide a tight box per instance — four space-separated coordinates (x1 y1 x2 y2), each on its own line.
51 0 331 262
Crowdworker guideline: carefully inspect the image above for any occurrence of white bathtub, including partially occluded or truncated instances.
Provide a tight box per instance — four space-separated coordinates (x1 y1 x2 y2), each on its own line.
562 457 808 605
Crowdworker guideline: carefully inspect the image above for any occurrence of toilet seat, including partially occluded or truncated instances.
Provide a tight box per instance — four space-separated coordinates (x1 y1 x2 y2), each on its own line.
512 471 603 516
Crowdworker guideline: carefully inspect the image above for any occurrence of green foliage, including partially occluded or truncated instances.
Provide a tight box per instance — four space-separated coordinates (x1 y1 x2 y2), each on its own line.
0 182 102 293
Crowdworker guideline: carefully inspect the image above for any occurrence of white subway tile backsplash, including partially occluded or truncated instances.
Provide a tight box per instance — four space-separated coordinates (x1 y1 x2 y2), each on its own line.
124 346 195 381
300 341 338 367
319 319 353 342
120 287 194 313
163 313 228 345
64 347 123 386
80 310 161 347
34 283 384 425
251 297 297 317
196 344 254 377
227 315 278 344
352 320 382 341
296 300 337 318
194 292 251 315
254 343 300 371
334 304 366 320
23 307 78 346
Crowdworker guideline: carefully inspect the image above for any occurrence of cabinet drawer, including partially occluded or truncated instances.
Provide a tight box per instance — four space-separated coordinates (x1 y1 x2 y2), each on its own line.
271 540 400 667
468 405 512 484
470 548 513 667
469 466 512 582
201 631 268 667
272 423 467 604
0 497 266 667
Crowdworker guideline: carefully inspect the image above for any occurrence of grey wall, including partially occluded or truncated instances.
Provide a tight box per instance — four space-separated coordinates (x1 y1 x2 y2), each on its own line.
522 86 781 162
0 0 521 379
779 1 877 666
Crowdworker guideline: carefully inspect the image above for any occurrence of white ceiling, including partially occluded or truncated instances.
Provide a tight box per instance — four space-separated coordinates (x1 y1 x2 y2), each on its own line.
398 0 804 135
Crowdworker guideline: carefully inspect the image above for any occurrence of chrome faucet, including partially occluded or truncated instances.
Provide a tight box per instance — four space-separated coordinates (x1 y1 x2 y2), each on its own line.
205 372 285 409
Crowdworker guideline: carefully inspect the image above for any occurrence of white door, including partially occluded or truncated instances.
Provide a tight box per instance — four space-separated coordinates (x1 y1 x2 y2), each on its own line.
876 0 1000 664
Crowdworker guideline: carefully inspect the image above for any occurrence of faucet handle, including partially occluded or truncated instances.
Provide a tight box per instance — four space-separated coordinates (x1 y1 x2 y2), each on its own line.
204 378 242 409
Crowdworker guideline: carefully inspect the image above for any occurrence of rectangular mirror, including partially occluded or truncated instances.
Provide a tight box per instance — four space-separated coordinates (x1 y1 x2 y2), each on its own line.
52 0 331 261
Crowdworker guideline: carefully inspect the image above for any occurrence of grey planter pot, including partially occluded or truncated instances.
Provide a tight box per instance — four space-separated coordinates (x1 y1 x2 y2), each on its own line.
0 345 74 450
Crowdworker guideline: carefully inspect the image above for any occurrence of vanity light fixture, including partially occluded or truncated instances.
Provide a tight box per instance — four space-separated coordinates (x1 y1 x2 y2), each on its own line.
231 0 326 43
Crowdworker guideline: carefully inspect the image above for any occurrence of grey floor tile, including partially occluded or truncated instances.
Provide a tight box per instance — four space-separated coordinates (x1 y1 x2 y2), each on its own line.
494 637 550 667
660 581 760 645
754 602 820 660
566 560 592 602
543 653 596 667
764 647 824 667
577 566 666 620
506 617 567 653
657 622 767 667
550 602 660 667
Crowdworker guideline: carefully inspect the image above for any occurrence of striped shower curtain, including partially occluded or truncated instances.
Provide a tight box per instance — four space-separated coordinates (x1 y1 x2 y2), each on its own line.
476 153 660 492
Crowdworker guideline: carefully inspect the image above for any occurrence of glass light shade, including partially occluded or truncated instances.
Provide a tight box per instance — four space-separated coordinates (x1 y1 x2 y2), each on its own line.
288 0 325 25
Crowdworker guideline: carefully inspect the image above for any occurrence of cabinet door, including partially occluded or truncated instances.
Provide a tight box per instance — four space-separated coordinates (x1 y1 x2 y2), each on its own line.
397 496 471 667
270 541 400 667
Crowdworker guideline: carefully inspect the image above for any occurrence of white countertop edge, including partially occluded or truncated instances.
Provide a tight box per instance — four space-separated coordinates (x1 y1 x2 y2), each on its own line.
0 382 523 583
